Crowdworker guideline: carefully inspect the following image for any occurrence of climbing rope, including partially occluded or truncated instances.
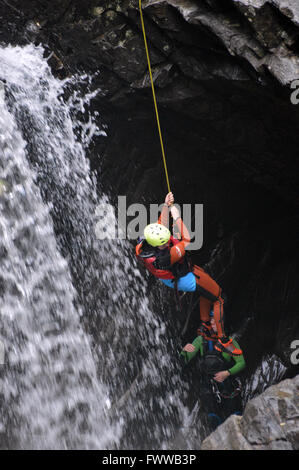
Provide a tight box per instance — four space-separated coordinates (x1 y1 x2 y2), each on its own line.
139 0 171 193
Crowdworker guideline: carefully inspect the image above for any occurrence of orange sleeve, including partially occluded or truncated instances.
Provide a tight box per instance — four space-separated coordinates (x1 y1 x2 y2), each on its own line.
170 241 185 264
174 217 190 246
157 204 169 227
135 241 143 257
169 217 190 265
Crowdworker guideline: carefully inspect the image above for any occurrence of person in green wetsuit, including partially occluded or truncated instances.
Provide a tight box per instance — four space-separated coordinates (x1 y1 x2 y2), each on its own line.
180 313 246 428
181 317 245 381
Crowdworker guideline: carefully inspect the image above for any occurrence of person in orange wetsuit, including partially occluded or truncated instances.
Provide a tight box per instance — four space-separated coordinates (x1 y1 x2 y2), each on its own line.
136 192 242 356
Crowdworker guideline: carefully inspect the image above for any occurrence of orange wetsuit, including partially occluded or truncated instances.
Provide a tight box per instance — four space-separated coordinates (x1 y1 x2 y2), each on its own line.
136 204 226 338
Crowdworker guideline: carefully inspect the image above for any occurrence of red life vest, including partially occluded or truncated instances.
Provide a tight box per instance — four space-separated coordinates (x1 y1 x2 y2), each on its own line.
136 236 191 280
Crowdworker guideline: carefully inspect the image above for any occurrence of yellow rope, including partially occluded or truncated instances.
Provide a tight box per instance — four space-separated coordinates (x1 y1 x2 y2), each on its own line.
139 0 171 193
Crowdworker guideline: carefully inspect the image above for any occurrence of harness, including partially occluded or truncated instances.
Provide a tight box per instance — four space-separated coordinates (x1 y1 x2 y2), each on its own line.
202 339 242 403
137 238 196 324
202 339 234 375
137 237 191 279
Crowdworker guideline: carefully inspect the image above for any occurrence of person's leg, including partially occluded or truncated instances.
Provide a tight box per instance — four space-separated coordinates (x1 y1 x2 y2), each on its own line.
199 296 211 323
213 295 225 337
193 265 221 301
213 296 242 355
194 265 222 334
193 265 242 355
197 296 214 338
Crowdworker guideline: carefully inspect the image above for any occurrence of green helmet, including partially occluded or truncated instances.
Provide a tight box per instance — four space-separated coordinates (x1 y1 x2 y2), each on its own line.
144 223 171 247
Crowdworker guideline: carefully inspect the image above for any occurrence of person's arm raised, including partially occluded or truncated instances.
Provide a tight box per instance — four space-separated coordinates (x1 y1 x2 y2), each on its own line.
158 192 174 226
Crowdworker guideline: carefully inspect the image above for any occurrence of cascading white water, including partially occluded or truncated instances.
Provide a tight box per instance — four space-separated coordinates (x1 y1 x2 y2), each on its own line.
0 47 124 450
0 44 193 449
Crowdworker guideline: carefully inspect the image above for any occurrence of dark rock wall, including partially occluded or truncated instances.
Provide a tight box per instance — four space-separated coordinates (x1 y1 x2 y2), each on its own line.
1 0 299 378
201 374 299 450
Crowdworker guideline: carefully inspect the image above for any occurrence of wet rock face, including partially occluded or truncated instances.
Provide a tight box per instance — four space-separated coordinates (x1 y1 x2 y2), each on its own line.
0 0 299 378
201 374 299 449
1 1 299 201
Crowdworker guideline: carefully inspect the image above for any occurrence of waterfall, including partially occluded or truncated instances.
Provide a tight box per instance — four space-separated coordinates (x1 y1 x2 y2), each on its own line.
0 44 192 449
0 45 123 450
